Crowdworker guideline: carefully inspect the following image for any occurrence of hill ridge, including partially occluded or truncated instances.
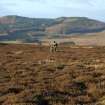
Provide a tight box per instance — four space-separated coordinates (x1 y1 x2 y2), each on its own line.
0 15 105 43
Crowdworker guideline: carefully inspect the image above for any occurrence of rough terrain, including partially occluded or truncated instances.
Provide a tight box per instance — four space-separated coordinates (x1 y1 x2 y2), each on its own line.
0 44 105 105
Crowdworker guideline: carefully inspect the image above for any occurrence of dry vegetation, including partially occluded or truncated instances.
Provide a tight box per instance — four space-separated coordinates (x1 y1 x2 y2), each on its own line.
0 44 105 105
70 31 105 46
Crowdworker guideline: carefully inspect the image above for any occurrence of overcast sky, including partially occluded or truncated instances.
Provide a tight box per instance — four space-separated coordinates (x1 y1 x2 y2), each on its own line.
0 0 105 22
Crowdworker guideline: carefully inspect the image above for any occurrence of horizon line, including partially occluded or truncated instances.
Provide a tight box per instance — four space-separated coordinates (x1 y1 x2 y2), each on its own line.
0 15 105 23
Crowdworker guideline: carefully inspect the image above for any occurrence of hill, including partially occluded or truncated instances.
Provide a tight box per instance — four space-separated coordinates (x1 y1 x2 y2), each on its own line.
46 17 105 34
0 16 105 43
0 44 105 105
43 31 105 46
70 31 105 46
0 15 55 32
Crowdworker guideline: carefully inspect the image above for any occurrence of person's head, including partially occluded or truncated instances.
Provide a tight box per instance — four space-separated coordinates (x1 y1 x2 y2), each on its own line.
54 41 56 43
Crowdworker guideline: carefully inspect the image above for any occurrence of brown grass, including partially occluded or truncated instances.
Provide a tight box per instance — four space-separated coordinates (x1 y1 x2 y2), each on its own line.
0 44 105 105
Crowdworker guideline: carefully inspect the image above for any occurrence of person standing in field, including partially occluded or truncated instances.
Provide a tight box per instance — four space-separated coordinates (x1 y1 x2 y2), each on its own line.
50 41 58 52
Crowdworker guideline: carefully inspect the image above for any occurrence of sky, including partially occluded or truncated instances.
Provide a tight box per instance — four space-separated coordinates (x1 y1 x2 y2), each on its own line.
0 0 105 22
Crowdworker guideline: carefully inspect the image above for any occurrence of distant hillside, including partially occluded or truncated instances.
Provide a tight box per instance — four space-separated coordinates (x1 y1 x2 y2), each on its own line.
70 31 105 46
46 17 105 34
0 15 55 32
0 15 105 43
